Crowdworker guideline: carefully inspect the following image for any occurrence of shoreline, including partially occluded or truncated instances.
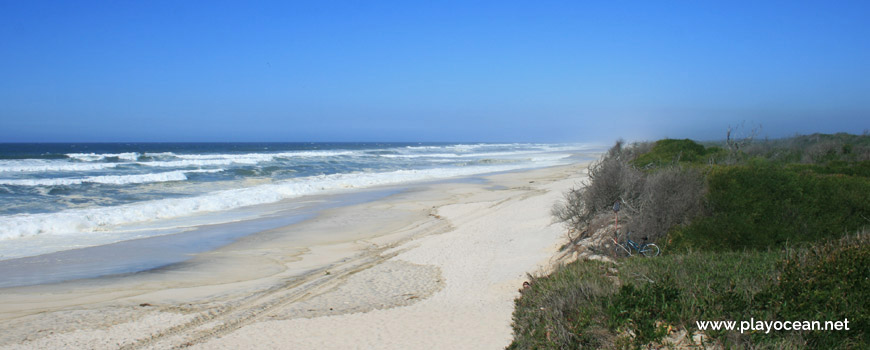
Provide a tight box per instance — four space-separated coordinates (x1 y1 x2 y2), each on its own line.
0 186 409 288
0 161 591 349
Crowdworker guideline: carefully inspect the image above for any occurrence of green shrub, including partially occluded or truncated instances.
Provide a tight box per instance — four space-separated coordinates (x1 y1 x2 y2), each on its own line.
508 261 616 349
534 133 870 349
668 160 870 251
631 139 717 168
786 160 870 177
606 278 682 348
617 250 781 347
509 251 783 349
772 234 870 348
742 133 870 164
510 235 867 349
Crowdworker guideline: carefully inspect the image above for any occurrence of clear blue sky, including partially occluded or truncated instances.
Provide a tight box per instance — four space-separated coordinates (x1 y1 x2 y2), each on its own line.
1 1 868 142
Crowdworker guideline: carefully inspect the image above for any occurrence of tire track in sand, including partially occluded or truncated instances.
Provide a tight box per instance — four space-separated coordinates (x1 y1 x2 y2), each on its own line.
119 215 453 350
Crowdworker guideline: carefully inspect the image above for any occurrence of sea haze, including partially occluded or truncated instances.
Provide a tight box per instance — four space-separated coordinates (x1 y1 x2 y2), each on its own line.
0 142 595 260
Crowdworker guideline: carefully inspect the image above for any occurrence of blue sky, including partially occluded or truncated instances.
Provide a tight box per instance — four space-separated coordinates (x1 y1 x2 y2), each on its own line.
1 1 868 143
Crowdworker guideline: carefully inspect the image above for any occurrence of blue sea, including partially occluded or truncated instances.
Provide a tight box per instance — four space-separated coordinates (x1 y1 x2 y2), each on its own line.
0 142 594 265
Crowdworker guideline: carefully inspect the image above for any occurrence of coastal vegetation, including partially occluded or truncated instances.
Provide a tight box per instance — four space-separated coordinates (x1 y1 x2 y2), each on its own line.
511 132 870 349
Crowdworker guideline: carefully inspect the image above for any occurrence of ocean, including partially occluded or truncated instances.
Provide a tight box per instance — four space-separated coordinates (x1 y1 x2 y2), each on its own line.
0 142 594 286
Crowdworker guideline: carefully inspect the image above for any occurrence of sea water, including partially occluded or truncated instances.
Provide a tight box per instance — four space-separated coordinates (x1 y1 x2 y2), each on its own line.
0 142 595 285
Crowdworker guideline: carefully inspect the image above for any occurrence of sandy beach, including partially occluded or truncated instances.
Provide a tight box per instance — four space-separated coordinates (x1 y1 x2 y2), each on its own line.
0 162 589 350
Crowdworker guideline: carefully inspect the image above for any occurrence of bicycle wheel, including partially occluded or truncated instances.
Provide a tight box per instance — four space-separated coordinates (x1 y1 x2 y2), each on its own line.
639 244 660 257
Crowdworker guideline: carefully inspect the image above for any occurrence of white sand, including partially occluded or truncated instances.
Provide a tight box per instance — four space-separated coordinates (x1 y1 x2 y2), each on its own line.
0 162 589 350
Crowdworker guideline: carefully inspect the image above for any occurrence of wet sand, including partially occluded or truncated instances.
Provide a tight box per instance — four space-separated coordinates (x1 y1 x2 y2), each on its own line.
0 162 589 350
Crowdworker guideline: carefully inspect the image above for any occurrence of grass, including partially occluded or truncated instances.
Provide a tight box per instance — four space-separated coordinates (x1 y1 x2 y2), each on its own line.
509 250 782 349
508 260 615 349
509 233 868 349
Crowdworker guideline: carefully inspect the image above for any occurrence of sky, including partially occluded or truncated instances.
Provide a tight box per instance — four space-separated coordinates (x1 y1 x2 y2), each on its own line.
0 1 868 143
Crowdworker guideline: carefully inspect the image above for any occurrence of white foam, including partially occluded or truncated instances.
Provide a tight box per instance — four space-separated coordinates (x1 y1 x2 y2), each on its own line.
399 143 591 156
175 150 357 159
0 160 121 173
133 151 360 167
0 151 363 174
143 152 177 157
380 150 551 159
66 152 140 161
403 143 521 151
136 159 253 167
0 159 568 241
0 169 223 187
1 145 589 175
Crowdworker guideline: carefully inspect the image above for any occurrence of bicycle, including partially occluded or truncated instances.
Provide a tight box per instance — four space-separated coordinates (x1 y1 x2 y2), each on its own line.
611 231 660 257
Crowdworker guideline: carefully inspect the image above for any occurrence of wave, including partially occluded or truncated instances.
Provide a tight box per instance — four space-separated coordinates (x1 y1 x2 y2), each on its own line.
0 160 566 241
66 152 140 162
175 150 358 159
132 151 360 167
1 145 586 174
402 143 522 151
0 160 122 173
399 143 591 156
0 152 351 173
0 169 224 187
0 153 69 160
379 150 555 159
0 152 356 174
137 159 255 167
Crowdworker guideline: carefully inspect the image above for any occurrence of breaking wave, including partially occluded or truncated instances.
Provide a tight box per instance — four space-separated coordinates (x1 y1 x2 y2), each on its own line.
0 169 224 187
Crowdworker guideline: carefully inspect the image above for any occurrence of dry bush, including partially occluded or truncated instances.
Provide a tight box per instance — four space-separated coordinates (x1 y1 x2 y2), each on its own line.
742 140 774 159
858 145 870 161
625 167 706 243
552 187 586 241
801 140 841 163
584 141 645 214
554 140 707 246
622 140 654 160
553 140 645 239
